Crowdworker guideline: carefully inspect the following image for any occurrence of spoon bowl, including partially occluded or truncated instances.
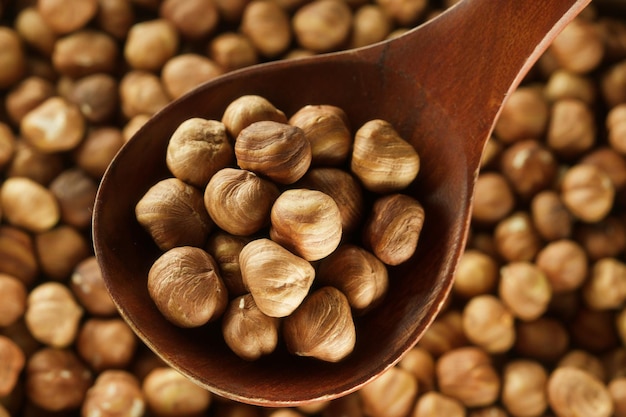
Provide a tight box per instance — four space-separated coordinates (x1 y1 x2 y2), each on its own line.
93 0 590 406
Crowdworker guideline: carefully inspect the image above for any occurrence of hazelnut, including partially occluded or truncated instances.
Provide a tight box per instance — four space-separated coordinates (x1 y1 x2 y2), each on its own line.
461 294 515 353
77 318 138 371
561 163 615 223
398 347 436 392
205 168 280 236
0 27 26 89
14 7 57 56
609 377 626 417
548 17 605 74
574 215 626 261
143 367 212 417
73 126 125 179
208 32 259 72
363 193 425 266
34 225 90 281
317 244 388 314
288 104 352 166
501 360 549 417
7 140 64 185
148 246 228 327
452 250 498 299
20 96 86 153
222 294 280 360
270 188 343 261
547 367 613 417
221 95 288 139
124 19 179 71
206 232 251 296
82 370 146 417
0 274 27 327
49 168 98 230
0 335 25 397
213 0 249 22
235 121 312 185
240 0 291 58
159 0 219 40
25 347 93 412
67 73 119 124
95 0 135 40
530 190 573 241
0 124 13 171
417 310 468 358
0 176 59 233
298 167 365 234
239 238 315 317
0 225 39 285
5 76 55 126
51 30 119 78
166 118 233 188
546 98 596 159
25 282 83 348
161 54 223 100
558 349 606 382
602 60 626 109
37 0 98 34
359 367 418 417
349 4 393 49
580 147 626 191
436 346 500 408
136 177 214 251
514 317 570 363
471 172 516 225
119 70 171 118
351 119 420 193
412 392 465 417
284 286 356 362
535 239 588 292
376 0 428 26
544 69 597 104
494 211 542 262
123 114 151 141
292 0 353 53
499 139 558 199
321 393 362 417
70 256 117 316
493 86 549 144
498 261 552 321
583 257 626 310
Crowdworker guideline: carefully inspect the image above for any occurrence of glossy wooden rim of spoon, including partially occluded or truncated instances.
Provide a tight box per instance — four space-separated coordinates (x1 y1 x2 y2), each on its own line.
93 0 590 406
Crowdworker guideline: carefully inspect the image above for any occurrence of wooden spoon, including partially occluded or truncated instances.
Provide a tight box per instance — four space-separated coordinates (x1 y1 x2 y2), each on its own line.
93 0 590 407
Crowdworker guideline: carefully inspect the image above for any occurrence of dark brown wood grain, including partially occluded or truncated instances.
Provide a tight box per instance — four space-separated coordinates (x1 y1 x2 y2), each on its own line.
93 0 590 407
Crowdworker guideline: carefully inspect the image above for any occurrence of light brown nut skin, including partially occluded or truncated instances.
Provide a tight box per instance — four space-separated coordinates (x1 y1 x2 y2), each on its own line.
363 193 424 266
239 238 315 318
351 119 420 193
292 0 353 53
136 177 214 251
240 0 291 58
270 188 342 261
142 367 212 417
222 294 280 361
148 246 228 328
205 232 251 297
283 286 356 362
221 94 287 139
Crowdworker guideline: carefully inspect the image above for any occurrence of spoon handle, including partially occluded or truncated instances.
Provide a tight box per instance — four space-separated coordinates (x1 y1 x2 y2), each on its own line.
386 0 591 162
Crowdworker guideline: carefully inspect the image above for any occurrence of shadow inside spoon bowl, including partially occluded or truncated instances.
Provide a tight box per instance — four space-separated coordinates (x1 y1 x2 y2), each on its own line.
93 0 589 406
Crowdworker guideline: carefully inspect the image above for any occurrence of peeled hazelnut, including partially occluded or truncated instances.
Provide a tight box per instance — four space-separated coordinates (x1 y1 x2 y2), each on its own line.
5 75 55 125
417 310 468 358
575 216 626 261
363 193 425 266
206 232 251 296
119 70 171 118
436 346 501 408
544 69 597 104
51 30 119 78
461 294 515 353
0 123 16 171
494 211 541 262
166 118 233 188
143 367 211 417
547 367 613 417
583 257 626 310
580 147 626 191
350 4 393 49
0 274 27 327
317 244 388 314
514 317 570 363
292 0 353 53
289 104 352 166
204 168 280 236
270 189 342 261
298 168 365 234
351 119 420 193
70 256 117 316
0 225 39 285
20 96 85 153
398 347 436 392
452 250 498 299
161 54 223 100
499 261 552 321
1 176 59 233
283 286 356 362
7 140 64 185
548 17 605 74
96 0 135 40
38 0 98 34
530 190 573 241
34 225 90 281
471 172 516 225
235 121 312 185
208 32 259 72
558 349 606 382
499 139 558 199
26 348 92 412
76 318 138 371
359 367 418 417
0 335 25 397
413 392 465 417
159 0 219 40
136 177 214 251
376 0 428 26
240 0 291 58
240 239 315 317
124 19 179 71
49 168 98 230
0 27 26 89
148 246 228 328
222 294 280 360
546 98 596 159
561 163 614 223
25 282 83 348
15 6 57 56
501 360 549 417
535 239 588 292
222 95 288 139
82 370 145 417
67 73 119 124
73 126 125 179
493 86 549 144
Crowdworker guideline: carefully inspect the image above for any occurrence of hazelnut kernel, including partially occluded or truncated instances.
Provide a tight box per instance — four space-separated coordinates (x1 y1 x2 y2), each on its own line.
5 76 55 126
143 367 211 417
0 27 26 89
494 211 541 262
0 225 39 285
222 94 287 138
240 0 291 58
535 239 588 292
359 367 418 417
452 250 498 299
70 256 117 316
37 0 98 34
530 190 573 241
49 168 98 230
499 139 558 199
159 0 219 40
77 318 138 372
461 294 515 353
0 176 59 233
119 71 171 118
493 86 549 143
471 172 516 225
501 360 549 417
82 370 145 417
148 246 228 328
561 163 615 223
498 261 552 321
161 54 223 100
0 274 27 327
283 286 356 362
292 0 353 53
413 392 465 417
205 232 251 297
548 367 613 417
124 19 179 71
208 32 259 72
51 30 119 78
